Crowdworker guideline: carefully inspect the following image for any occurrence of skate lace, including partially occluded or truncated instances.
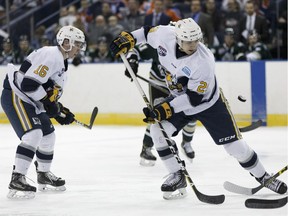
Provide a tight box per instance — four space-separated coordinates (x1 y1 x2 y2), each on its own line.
163 171 182 186
15 173 35 185
262 173 281 191
182 142 193 154
45 171 59 181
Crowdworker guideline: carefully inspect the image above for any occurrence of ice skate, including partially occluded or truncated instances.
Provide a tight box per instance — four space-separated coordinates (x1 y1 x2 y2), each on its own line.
161 170 187 200
7 172 36 199
140 146 157 166
256 172 287 194
181 141 195 162
34 161 66 192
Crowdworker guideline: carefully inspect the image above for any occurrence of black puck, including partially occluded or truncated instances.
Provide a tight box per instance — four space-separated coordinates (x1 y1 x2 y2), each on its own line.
238 95 247 102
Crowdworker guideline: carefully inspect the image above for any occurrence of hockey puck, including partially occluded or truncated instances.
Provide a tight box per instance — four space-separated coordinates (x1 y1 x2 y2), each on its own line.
238 95 247 102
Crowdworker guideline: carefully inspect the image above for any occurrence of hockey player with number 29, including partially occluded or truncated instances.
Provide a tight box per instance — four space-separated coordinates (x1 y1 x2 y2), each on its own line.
110 18 287 199
1 26 86 199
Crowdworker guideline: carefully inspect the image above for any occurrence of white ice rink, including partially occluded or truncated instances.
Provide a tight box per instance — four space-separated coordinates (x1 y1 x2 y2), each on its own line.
0 124 287 216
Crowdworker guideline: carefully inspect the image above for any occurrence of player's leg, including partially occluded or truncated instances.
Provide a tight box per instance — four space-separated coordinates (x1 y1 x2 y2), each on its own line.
1 89 42 199
150 112 192 199
198 92 287 194
34 114 66 191
181 120 196 161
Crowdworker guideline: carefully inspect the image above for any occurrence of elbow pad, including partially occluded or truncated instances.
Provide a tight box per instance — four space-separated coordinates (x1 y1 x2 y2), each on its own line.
21 77 41 92
186 89 204 106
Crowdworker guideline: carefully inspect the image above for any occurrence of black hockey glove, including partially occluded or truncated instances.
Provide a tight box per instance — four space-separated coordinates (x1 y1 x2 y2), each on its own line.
110 31 136 57
54 103 75 125
143 102 174 123
41 95 61 118
124 54 139 81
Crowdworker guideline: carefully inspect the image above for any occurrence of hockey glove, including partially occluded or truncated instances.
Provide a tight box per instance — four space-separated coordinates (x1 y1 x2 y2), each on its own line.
143 102 174 123
54 103 75 125
41 95 61 118
110 31 136 57
124 54 139 81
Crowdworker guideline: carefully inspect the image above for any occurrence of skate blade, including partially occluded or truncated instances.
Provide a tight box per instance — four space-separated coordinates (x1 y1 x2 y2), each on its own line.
163 188 187 200
140 158 156 167
7 189 35 200
38 184 66 192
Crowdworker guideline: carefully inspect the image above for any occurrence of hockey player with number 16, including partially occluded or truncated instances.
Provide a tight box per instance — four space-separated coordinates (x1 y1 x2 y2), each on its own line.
1 26 86 199
110 18 287 199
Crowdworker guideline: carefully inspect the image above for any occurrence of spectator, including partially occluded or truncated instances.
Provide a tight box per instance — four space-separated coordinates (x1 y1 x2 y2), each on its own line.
12 35 34 64
31 25 46 49
210 28 246 61
238 0 270 44
89 37 115 63
221 0 244 42
187 0 214 47
101 2 114 23
88 15 111 51
106 15 125 39
122 0 145 31
144 0 171 26
245 30 272 61
163 0 182 21
0 38 15 65
203 0 224 44
59 5 77 26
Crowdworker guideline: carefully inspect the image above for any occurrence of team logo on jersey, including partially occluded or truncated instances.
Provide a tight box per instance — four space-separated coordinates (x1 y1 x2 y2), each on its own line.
158 46 167 56
32 117 41 125
182 66 191 76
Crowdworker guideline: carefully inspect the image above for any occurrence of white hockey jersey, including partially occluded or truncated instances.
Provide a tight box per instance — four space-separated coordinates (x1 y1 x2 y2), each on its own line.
6 46 67 114
132 25 219 115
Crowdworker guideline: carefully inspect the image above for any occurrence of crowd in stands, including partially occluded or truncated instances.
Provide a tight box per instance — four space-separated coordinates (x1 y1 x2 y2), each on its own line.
0 0 287 65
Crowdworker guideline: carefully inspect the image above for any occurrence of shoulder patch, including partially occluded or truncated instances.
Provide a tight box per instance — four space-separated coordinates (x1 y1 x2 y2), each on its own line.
148 26 159 33
181 66 191 76
157 46 167 56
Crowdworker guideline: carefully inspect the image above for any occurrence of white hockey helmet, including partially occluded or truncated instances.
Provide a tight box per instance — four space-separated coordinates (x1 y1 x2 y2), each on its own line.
56 25 86 51
175 18 202 42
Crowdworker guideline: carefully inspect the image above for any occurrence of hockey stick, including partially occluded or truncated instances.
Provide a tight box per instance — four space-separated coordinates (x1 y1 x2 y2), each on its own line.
223 165 288 195
239 119 263 132
74 106 98 129
245 196 287 209
136 75 169 95
60 107 98 129
137 74 262 133
121 53 225 204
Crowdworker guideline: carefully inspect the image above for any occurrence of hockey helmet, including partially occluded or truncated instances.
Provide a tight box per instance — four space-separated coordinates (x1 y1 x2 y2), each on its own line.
56 26 86 51
175 18 202 42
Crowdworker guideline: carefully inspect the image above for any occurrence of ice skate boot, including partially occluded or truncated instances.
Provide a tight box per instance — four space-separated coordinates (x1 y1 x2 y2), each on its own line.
140 145 157 166
161 170 187 200
34 161 66 191
7 172 36 199
181 141 195 162
256 172 287 194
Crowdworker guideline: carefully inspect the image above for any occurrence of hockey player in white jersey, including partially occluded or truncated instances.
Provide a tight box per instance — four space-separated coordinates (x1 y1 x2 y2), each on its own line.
110 18 287 199
1 26 86 199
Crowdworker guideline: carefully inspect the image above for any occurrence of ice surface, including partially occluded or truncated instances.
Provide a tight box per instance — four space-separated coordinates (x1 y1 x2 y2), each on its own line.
0 125 287 216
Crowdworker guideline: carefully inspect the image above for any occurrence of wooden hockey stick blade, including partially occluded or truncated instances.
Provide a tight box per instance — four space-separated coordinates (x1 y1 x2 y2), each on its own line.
185 172 225 204
239 119 263 132
88 107 98 129
245 196 287 209
224 165 288 195
74 107 98 129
